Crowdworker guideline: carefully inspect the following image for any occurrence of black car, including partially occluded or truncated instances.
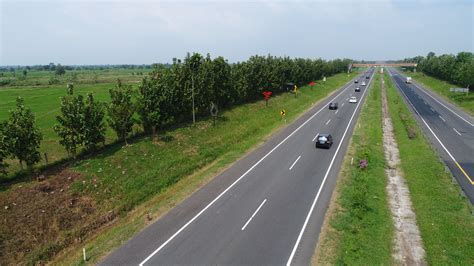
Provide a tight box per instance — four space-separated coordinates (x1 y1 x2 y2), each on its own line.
355 87 361 92
328 102 338 110
366 76 370 79
315 134 333 149
354 79 359 84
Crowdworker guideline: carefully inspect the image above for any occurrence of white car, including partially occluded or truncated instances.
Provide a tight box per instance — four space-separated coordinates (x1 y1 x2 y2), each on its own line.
361 81 366 86
349 97 357 103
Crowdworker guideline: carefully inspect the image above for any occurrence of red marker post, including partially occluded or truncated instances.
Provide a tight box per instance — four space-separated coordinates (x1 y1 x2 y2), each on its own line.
262 91 272 106
309 81 316 90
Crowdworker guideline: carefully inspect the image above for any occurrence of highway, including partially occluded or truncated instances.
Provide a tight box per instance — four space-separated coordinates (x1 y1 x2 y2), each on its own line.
101 69 376 265
388 68 474 204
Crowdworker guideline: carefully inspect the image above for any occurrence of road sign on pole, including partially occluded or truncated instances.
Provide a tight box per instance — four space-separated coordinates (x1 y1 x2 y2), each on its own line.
280 109 286 123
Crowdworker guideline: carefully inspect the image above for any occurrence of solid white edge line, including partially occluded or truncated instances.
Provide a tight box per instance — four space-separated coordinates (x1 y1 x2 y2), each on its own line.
286 72 374 266
388 68 468 180
325 119 331 125
396 69 474 127
453 128 462 136
241 199 267 231
289 155 302 170
138 74 360 266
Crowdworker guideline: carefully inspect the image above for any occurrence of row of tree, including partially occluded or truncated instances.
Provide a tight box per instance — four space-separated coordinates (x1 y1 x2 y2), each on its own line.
402 52 473 89
1 53 351 176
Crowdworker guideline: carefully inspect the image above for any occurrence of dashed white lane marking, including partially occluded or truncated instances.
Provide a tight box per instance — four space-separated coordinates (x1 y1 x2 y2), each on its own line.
439 115 446 122
453 128 462 136
312 134 319 142
335 110 339 114
289 156 302 170
325 119 331 125
241 199 267 231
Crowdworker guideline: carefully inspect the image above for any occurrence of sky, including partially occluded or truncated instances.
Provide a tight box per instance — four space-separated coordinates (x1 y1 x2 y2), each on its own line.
0 0 473 65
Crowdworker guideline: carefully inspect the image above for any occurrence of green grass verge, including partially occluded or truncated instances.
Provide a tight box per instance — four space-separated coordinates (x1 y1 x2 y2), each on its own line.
315 72 393 264
400 70 473 115
42 72 359 265
384 72 474 264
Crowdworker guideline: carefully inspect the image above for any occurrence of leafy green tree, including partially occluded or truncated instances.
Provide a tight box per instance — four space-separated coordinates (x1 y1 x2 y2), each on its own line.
54 84 85 157
55 64 66 75
108 80 135 144
83 93 106 151
4 97 42 169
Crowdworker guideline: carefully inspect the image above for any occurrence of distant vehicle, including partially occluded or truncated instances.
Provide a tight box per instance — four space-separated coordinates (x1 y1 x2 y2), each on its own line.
406 77 412 84
329 102 338 110
315 134 333 149
355 87 361 92
361 81 366 86
349 96 357 103
366 75 370 79
354 79 359 84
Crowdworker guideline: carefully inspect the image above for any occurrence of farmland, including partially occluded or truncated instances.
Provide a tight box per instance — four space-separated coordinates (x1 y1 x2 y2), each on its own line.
0 67 151 175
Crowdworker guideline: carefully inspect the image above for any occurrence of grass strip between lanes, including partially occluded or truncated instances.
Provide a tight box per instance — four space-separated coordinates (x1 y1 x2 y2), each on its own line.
314 71 393 264
384 72 474 265
400 70 473 115
46 72 359 265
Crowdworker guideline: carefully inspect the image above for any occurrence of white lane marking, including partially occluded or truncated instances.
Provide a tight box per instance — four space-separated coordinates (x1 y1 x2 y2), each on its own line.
453 128 462 136
289 156 302 170
335 110 339 114
439 115 446 122
312 133 319 142
325 119 331 125
346 98 349 100
389 69 473 184
241 199 267 231
138 75 357 266
402 71 474 127
430 107 435 112
341 103 345 107
287 72 375 266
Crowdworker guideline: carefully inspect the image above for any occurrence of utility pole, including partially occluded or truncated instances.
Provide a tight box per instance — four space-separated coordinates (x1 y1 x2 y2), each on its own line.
191 74 195 124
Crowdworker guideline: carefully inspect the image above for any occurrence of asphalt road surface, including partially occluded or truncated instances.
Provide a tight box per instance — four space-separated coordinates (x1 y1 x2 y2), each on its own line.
388 68 474 204
101 69 376 266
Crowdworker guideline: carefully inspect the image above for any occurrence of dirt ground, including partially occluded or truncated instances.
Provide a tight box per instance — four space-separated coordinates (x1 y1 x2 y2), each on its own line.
0 169 117 264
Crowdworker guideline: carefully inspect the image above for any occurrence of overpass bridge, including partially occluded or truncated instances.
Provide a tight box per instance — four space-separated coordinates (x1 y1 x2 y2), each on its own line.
351 63 417 67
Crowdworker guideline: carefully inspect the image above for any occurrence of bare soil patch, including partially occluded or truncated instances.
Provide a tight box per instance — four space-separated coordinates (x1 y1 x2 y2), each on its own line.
0 169 117 264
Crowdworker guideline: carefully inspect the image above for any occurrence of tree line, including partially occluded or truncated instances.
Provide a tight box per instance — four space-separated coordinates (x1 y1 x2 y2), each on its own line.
402 51 473 89
0 53 351 176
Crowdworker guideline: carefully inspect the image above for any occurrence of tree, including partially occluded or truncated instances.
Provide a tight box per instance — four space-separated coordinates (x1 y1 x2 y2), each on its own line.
4 97 42 169
0 123 9 175
83 93 106 151
55 64 66 75
54 84 85 157
108 80 135 144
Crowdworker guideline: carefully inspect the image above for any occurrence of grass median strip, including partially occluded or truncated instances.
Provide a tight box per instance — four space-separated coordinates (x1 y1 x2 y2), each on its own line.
314 71 393 264
384 72 474 265
0 72 361 265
